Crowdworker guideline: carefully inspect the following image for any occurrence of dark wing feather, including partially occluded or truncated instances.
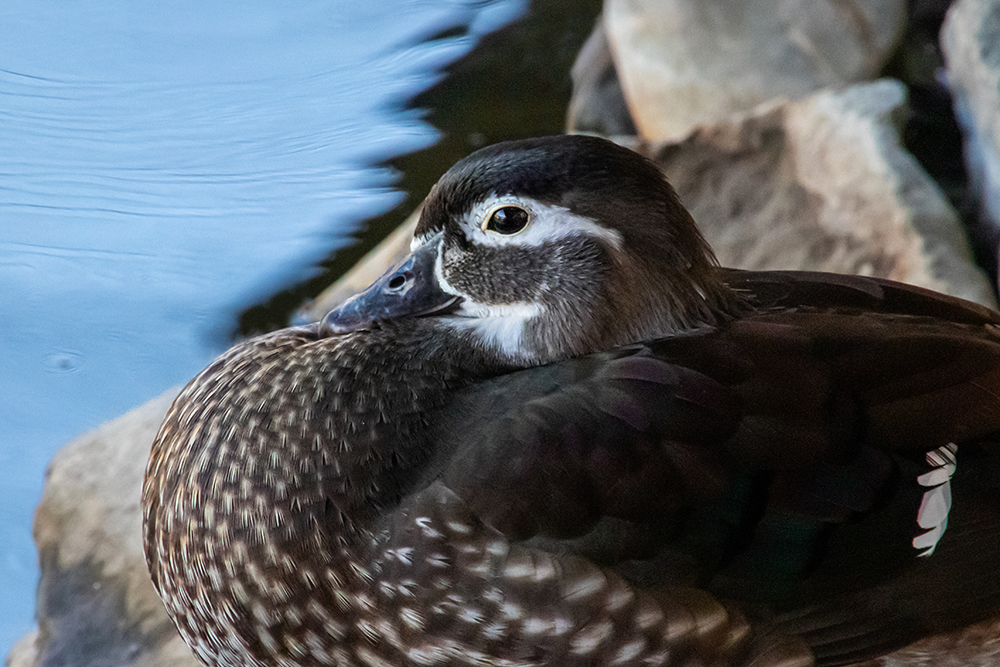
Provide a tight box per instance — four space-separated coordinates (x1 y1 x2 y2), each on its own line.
409 271 1000 665
436 352 741 541
722 268 1000 326
379 355 803 666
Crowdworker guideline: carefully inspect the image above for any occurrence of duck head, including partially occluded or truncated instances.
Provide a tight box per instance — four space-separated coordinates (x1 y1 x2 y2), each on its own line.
322 135 743 365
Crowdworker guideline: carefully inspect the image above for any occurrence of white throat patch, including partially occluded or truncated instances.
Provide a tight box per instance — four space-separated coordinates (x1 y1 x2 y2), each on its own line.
417 226 547 362
445 301 545 362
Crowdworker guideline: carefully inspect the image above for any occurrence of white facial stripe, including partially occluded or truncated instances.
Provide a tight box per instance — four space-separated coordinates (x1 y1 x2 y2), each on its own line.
464 195 623 251
432 242 463 297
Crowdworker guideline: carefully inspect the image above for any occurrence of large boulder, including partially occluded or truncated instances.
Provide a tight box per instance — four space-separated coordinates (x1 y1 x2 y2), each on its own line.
604 0 906 141
941 0 1000 277
5 389 198 667
638 79 995 307
565 15 637 137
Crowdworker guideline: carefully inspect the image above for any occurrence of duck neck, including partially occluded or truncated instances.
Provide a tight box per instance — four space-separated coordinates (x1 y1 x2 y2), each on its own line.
305 320 510 526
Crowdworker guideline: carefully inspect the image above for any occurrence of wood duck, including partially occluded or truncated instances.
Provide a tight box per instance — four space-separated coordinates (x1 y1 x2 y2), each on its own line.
143 135 1000 667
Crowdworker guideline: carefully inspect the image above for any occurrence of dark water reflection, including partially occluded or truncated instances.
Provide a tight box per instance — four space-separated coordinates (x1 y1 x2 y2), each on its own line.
0 0 610 651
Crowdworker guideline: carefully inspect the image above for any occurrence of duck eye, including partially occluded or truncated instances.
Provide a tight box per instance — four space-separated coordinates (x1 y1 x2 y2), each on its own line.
484 206 530 236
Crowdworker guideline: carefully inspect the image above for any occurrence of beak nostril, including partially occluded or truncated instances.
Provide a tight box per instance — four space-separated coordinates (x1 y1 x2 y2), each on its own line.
387 274 408 291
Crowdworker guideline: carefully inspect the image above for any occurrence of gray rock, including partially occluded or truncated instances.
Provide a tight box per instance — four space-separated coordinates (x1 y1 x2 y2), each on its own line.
634 79 996 307
5 629 38 667
941 0 1000 273
565 16 637 136
5 388 199 667
605 0 907 141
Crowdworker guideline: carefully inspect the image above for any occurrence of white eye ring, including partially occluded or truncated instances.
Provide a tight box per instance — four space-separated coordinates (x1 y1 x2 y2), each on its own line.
481 204 532 236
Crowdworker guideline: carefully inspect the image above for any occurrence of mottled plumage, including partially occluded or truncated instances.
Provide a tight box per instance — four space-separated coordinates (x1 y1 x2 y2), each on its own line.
144 135 1000 667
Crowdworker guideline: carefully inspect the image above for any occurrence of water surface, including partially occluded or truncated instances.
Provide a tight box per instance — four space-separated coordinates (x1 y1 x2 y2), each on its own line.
0 0 529 651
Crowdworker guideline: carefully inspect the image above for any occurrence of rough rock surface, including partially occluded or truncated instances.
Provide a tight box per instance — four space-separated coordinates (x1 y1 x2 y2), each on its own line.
565 15 637 136
942 0 1000 273
5 629 38 667
605 0 907 141
4 389 198 667
635 79 995 307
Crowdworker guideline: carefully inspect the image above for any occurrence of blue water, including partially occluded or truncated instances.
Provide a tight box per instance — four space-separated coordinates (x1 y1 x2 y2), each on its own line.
0 0 527 653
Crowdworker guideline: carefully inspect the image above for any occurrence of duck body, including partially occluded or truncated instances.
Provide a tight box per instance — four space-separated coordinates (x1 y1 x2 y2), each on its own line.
144 136 1000 667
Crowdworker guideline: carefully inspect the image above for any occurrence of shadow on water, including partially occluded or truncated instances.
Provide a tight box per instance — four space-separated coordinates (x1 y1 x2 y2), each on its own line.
238 0 603 337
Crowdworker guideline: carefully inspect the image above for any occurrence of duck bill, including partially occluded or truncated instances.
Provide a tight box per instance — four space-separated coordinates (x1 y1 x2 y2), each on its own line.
320 234 461 334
